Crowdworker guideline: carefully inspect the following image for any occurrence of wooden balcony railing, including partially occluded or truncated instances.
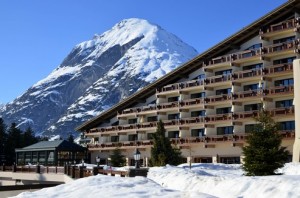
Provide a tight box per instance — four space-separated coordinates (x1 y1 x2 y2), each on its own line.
204 113 233 123
264 85 294 95
232 69 262 80
264 63 293 75
232 89 262 100
234 49 262 61
232 111 259 120
204 54 233 67
204 94 232 104
205 74 232 85
157 79 204 93
262 40 298 54
267 107 294 117
157 102 179 110
259 18 298 35
179 98 205 107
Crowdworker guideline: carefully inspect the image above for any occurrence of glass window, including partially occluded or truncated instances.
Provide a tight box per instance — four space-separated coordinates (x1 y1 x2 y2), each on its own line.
246 43 262 50
168 131 179 138
191 92 205 99
191 129 205 137
217 126 233 135
128 134 137 141
273 36 295 44
191 110 205 117
147 116 157 122
244 84 259 91
128 118 137 124
111 136 119 142
216 107 231 114
278 121 295 130
147 133 154 140
275 99 293 108
274 78 294 86
245 124 255 133
244 103 262 111
168 96 179 102
243 63 263 70
168 113 180 120
273 57 296 64
216 88 231 95
215 69 232 76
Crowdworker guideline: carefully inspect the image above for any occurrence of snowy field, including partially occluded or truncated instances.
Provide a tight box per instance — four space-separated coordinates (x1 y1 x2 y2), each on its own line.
11 163 300 198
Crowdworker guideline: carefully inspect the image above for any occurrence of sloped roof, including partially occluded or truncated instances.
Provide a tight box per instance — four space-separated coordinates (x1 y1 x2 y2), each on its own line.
15 140 86 152
76 0 300 131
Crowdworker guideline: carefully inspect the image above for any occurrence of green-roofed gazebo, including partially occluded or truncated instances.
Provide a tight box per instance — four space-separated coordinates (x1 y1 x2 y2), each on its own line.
15 140 88 166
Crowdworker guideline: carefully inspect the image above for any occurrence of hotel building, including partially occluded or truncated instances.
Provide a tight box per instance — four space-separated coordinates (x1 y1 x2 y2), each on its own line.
77 0 300 166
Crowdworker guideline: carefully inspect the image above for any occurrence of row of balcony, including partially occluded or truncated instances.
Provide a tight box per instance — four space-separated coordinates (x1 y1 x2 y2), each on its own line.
203 39 298 69
118 85 294 116
89 107 294 135
156 63 293 94
259 18 299 36
87 130 295 151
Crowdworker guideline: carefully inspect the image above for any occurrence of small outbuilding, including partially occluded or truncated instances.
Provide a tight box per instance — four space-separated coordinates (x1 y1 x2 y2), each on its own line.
15 140 89 166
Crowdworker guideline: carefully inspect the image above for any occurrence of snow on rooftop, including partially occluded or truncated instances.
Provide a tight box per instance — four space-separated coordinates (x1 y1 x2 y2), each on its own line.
12 163 300 198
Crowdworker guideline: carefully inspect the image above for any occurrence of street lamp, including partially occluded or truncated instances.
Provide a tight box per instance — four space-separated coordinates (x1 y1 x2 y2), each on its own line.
96 156 100 168
133 148 141 169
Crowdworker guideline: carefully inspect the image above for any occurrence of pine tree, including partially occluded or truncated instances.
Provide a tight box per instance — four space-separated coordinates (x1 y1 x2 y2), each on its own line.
68 134 74 143
0 118 7 165
6 123 23 165
22 127 38 147
242 110 289 176
109 147 126 167
150 120 182 166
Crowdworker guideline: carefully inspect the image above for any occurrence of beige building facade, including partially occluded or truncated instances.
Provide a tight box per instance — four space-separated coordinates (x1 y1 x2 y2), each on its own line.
77 0 300 166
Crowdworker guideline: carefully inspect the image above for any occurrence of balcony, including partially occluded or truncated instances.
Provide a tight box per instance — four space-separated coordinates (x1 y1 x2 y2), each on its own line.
264 85 294 98
267 107 294 118
262 40 298 58
232 69 262 82
204 54 233 69
232 89 263 102
205 74 232 87
179 98 205 109
232 111 259 121
204 94 232 106
205 113 233 124
233 49 262 64
156 79 204 95
157 101 179 112
87 140 154 151
264 63 293 78
137 122 157 131
259 18 298 39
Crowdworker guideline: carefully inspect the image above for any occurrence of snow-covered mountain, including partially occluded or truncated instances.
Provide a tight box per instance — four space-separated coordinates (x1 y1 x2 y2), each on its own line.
0 18 198 138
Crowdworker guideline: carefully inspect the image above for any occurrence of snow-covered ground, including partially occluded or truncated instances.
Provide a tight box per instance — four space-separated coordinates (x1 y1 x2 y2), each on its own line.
11 163 300 198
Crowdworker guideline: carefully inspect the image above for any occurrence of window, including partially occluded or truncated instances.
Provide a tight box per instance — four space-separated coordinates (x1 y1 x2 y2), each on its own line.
244 83 259 91
245 124 255 133
168 113 180 120
246 43 262 50
273 36 295 44
191 129 205 137
216 107 231 114
168 96 179 102
148 100 156 105
111 121 119 126
111 136 119 142
278 121 295 130
275 99 293 108
147 133 154 140
216 88 231 95
244 103 262 111
197 74 206 80
273 57 296 64
220 157 240 164
274 78 294 86
217 126 233 135
168 131 179 138
215 69 232 76
147 116 157 122
191 110 205 117
191 92 205 99
128 134 137 141
243 63 263 70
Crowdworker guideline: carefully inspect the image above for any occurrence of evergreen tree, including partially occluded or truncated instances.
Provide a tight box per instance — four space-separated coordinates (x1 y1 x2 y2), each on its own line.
6 123 23 165
109 147 126 167
150 120 182 166
22 127 38 147
242 110 289 176
0 118 7 164
68 134 74 143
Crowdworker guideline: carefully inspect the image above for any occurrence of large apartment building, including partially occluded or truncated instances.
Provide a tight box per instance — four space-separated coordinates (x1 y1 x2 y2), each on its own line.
77 0 300 166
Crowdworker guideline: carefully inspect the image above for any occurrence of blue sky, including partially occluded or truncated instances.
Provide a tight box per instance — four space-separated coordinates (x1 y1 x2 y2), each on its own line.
0 0 286 103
